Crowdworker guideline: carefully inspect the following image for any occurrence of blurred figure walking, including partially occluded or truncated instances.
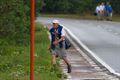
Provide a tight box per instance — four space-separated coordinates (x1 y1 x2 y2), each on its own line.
99 2 105 20
105 2 113 21
95 3 101 20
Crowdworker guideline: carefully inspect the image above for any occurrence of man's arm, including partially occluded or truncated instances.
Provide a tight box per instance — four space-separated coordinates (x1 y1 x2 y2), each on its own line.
58 28 65 42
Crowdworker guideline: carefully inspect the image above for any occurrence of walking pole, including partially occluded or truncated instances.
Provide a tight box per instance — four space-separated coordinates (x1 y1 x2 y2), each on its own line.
30 0 34 80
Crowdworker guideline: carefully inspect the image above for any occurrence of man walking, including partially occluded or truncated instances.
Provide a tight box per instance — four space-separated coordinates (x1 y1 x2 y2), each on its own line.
99 2 105 20
105 2 113 21
95 3 101 20
49 20 71 73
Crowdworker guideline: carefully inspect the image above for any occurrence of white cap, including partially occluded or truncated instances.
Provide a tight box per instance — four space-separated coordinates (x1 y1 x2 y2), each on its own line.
52 20 59 24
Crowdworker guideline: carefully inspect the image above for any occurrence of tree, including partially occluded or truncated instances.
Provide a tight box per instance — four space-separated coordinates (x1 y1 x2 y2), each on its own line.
36 0 120 15
0 0 30 45
43 0 70 13
35 0 45 16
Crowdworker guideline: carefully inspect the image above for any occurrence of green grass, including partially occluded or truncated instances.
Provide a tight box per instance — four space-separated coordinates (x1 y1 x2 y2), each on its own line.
40 13 95 19
0 22 62 80
40 13 120 22
0 46 30 80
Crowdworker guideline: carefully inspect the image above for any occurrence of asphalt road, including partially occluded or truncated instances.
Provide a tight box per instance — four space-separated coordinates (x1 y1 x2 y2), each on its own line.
37 17 120 73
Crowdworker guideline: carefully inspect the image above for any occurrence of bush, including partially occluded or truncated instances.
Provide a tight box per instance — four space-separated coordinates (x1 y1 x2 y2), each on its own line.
0 0 30 45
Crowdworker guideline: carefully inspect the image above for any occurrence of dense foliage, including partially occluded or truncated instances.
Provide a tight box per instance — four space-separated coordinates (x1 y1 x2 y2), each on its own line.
36 0 120 14
0 1 30 79
0 0 30 45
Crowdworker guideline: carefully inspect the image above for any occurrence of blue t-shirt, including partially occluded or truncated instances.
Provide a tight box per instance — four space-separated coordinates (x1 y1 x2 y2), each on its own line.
105 5 112 13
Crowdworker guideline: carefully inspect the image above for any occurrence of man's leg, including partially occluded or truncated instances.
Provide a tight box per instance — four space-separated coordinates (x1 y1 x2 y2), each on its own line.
101 11 104 20
50 49 58 72
59 47 71 73
50 54 59 72
109 13 112 21
62 57 71 73
52 54 56 64
99 11 103 20
97 12 101 20
105 11 108 20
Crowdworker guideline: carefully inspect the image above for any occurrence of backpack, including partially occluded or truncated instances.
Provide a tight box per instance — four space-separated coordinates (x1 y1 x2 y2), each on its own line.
65 37 71 49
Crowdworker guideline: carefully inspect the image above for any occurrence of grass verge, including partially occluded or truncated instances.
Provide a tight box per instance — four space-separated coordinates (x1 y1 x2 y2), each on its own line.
0 22 62 80
40 13 120 22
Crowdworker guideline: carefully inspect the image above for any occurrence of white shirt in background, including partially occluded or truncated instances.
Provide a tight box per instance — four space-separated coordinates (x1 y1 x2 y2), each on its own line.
99 5 105 11
96 6 100 13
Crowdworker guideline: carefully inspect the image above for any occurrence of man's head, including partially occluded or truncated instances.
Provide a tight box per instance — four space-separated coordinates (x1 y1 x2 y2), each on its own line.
101 2 104 5
106 2 110 5
52 20 59 29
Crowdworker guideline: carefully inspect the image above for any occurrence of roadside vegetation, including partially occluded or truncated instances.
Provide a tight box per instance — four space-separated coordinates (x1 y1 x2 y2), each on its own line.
36 0 120 15
0 22 62 80
0 1 30 79
0 1 62 79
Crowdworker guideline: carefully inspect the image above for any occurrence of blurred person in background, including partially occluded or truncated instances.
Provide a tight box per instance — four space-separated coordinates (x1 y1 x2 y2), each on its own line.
105 2 113 21
99 2 105 20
